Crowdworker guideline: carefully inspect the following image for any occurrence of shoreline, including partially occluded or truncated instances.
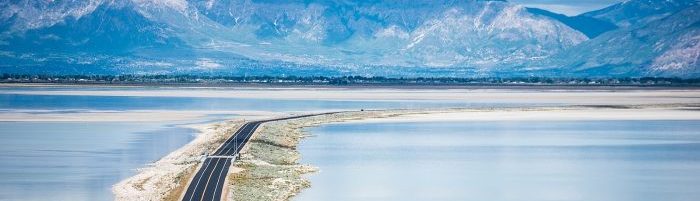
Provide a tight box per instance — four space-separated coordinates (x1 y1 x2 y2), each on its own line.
3 87 700 107
3 82 700 90
113 103 700 200
0 109 280 122
224 110 426 200
112 119 249 201
225 105 700 200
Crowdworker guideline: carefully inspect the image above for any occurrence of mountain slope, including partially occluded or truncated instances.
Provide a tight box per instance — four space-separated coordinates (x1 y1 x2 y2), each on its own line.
582 0 699 28
544 4 700 78
526 7 618 38
0 0 697 78
185 0 588 70
3 3 186 54
0 0 587 76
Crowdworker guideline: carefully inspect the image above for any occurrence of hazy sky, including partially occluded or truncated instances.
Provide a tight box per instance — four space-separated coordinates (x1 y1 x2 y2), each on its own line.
510 0 624 16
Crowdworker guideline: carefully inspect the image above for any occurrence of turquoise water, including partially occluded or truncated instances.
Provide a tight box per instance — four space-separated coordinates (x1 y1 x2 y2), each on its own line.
298 121 700 201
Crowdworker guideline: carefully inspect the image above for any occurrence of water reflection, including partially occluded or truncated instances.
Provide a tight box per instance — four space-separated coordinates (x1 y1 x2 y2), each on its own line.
0 121 196 201
298 121 700 201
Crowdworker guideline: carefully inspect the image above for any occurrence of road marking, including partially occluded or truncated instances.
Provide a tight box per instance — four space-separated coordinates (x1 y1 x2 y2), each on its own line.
181 112 342 201
223 123 252 156
198 158 223 201
207 156 237 159
223 122 261 156
187 159 214 201
213 123 248 155
210 159 230 201
235 123 259 155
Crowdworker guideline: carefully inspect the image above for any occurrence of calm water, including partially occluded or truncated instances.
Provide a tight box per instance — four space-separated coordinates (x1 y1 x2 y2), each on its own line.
0 121 198 201
0 86 562 111
298 121 700 201
0 87 507 201
0 91 524 112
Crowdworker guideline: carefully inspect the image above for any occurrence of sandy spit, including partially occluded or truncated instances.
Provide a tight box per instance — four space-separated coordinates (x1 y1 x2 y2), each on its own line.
224 110 429 201
225 105 700 201
111 109 427 201
114 104 699 201
112 120 246 201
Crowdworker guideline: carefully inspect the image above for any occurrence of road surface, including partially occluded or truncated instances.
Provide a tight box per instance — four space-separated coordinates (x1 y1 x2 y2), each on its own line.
181 113 334 201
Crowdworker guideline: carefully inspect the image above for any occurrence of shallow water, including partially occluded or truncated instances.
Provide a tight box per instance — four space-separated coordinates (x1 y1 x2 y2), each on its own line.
0 92 514 112
297 120 700 201
0 87 514 201
0 121 197 201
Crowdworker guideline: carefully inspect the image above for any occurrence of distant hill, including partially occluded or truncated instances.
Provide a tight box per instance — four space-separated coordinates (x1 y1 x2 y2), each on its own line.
539 0 700 78
526 8 617 38
0 0 698 78
582 0 698 28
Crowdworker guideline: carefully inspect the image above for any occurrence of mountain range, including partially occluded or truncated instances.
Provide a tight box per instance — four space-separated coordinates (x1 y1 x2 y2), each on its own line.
0 0 698 78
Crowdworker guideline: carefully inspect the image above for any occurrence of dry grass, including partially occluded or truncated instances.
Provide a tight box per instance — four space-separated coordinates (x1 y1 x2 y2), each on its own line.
163 165 198 201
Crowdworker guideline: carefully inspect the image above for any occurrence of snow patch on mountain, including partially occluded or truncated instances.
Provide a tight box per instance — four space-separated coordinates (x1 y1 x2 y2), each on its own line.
1 0 696 77
375 25 410 39
393 4 586 68
652 33 700 72
540 3 700 78
0 0 104 33
195 58 223 69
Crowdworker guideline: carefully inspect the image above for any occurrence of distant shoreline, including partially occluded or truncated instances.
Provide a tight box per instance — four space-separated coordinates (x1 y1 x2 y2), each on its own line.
222 104 700 200
2 74 699 88
2 82 700 90
58 86 693 200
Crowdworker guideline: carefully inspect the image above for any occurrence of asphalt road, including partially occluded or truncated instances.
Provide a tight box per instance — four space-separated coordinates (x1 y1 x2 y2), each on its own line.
181 113 336 201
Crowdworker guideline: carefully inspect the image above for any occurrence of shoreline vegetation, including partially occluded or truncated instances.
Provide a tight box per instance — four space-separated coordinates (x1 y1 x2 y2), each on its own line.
225 110 428 200
3 74 700 87
113 104 700 201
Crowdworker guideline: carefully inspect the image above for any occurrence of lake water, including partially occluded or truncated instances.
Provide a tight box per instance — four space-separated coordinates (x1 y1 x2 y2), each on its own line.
0 121 197 201
0 93 474 111
0 88 501 201
297 120 700 201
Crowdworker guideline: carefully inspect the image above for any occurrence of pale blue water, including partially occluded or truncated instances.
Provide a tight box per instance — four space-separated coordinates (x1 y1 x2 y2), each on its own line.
0 86 563 111
0 87 516 201
0 121 198 201
298 120 700 201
